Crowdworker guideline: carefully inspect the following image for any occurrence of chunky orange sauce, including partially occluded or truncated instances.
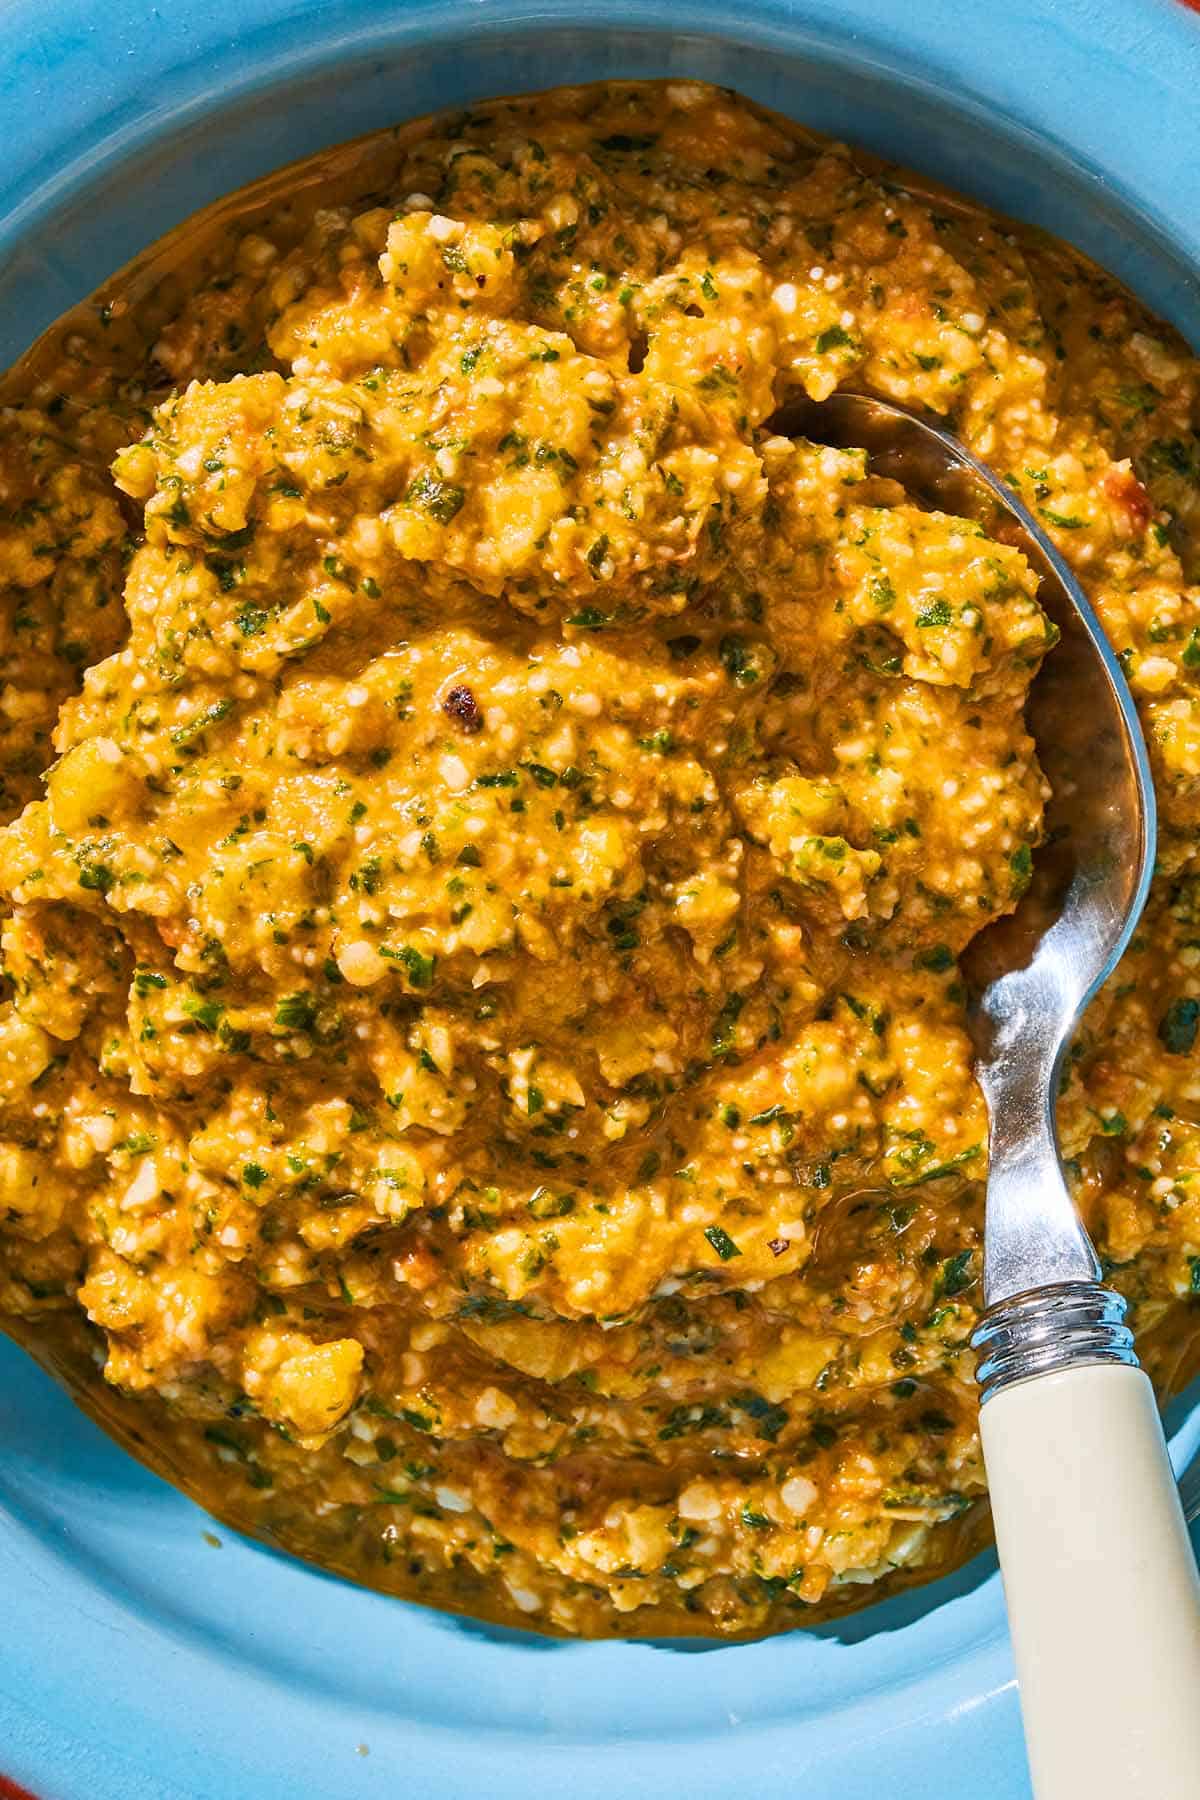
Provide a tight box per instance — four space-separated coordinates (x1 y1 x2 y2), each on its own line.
1 81 1198 1637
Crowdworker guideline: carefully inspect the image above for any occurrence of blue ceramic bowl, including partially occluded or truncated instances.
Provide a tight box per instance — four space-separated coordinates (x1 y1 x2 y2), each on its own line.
2 5 1199 1796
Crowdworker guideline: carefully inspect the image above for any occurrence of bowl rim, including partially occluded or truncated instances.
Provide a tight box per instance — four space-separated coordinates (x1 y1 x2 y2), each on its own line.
1 0 1199 350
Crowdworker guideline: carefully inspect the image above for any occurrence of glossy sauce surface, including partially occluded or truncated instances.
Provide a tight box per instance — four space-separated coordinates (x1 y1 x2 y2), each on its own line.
1 81 1198 1637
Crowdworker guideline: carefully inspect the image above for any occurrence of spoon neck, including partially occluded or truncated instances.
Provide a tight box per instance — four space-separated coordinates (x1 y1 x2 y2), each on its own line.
981 1106 1101 1306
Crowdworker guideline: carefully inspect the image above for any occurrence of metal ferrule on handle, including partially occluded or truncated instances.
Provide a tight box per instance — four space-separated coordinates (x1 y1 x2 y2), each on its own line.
972 1280 1138 1403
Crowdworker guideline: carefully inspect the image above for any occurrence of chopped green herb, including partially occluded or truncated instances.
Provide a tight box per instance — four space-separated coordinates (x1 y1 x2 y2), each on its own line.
704 1224 741 1261
1159 998 1200 1055
274 992 318 1032
406 471 466 525
379 945 436 988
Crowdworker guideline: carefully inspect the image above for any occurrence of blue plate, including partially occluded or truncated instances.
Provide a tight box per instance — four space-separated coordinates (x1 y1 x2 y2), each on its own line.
1 4 1198 1795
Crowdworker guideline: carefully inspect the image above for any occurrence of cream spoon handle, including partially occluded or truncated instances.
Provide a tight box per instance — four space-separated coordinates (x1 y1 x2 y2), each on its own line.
980 1361 1200 1799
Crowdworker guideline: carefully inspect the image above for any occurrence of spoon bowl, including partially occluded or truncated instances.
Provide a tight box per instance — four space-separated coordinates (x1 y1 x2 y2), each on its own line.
779 389 1156 1308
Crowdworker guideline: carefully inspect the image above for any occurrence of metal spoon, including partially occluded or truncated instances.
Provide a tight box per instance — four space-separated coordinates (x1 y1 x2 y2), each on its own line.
781 391 1200 1800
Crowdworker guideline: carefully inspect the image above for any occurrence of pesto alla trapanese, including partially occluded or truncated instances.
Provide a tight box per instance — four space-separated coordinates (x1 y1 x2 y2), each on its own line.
1 81 1199 1638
